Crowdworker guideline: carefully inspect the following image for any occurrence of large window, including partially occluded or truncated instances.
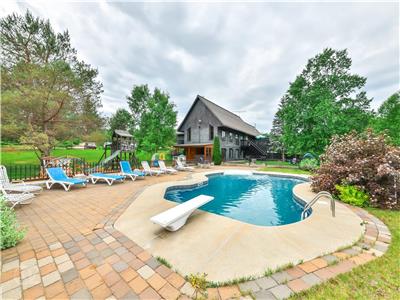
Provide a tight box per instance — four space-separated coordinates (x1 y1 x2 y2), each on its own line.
229 148 233 159
221 130 226 141
229 132 233 142
235 134 239 145
235 149 240 159
187 127 191 142
209 125 214 140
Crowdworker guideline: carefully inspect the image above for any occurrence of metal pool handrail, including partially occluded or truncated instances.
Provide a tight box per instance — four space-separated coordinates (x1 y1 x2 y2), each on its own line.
301 191 335 219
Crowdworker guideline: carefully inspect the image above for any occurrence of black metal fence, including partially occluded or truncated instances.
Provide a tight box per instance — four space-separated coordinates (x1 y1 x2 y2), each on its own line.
5 160 175 181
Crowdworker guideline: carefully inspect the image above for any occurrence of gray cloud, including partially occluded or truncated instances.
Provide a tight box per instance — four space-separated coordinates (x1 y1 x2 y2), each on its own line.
1 1 398 132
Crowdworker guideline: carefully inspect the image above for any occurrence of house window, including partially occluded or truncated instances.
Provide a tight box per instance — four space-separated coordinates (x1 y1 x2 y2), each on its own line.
221 130 226 141
187 127 191 142
209 125 214 140
235 134 239 145
229 148 233 159
229 133 233 142
235 149 239 159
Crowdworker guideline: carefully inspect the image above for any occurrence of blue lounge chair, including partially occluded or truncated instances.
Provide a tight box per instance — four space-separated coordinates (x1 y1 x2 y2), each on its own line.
45 167 87 191
119 161 145 181
88 173 125 186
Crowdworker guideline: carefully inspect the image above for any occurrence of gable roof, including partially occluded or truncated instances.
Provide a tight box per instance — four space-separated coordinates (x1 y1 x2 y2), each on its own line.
113 130 133 138
178 95 261 137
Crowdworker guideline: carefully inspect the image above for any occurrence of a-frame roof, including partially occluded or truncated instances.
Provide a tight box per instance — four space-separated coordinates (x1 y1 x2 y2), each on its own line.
178 95 261 137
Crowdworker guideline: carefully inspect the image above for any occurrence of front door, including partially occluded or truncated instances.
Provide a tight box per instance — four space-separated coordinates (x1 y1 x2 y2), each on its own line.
221 148 226 161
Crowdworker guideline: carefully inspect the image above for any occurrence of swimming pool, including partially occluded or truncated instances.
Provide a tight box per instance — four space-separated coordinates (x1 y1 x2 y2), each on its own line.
164 173 307 226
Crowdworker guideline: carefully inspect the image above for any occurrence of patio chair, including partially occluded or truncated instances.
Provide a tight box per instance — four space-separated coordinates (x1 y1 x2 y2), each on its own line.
0 165 42 194
45 167 87 191
88 173 125 186
158 160 178 174
175 159 195 172
1 187 35 208
141 161 163 176
150 195 214 231
119 161 145 180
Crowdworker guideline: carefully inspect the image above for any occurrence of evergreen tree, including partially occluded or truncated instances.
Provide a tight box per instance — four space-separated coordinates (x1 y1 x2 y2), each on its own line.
212 137 222 165
1 10 104 158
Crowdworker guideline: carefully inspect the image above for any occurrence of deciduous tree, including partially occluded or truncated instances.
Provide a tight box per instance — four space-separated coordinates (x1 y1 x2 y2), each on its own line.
275 48 372 155
371 92 400 145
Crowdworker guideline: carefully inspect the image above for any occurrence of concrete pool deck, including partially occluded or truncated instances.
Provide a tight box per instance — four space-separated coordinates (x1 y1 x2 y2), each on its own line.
115 170 364 282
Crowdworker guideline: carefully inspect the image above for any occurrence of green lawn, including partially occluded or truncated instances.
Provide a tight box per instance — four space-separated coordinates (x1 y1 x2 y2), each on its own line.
0 148 106 165
290 208 400 299
258 166 311 175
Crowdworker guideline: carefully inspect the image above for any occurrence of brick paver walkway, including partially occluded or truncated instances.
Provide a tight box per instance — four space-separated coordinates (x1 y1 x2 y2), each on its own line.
1 169 392 300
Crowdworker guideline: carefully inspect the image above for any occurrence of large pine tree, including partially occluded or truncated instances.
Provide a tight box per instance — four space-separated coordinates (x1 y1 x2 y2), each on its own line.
1 11 104 158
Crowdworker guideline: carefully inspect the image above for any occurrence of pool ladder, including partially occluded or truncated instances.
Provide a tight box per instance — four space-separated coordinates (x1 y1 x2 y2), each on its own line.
301 191 335 220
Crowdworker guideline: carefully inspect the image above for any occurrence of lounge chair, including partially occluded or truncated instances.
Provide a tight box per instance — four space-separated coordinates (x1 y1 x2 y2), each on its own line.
1 187 35 208
0 165 42 194
158 161 177 174
150 195 214 231
46 167 87 191
119 161 144 180
88 173 125 185
175 159 195 172
141 161 163 176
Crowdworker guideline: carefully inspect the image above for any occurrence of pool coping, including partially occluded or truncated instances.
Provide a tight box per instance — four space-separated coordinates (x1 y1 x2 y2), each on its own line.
114 169 367 282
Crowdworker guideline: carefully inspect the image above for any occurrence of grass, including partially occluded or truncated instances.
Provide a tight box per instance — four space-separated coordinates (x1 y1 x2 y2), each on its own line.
290 208 400 299
0 148 106 165
0 147 173 166
258 167 311 175
156 256 172 269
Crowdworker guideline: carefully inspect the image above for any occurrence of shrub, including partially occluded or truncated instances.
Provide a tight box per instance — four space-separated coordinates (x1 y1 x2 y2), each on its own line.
299 158 319 171
0 197 26 250
312 129 400 209
335 185 370 207
212 137 222 165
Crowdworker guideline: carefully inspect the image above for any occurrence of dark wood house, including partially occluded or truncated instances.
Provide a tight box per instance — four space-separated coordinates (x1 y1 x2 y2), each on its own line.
175 95 264 162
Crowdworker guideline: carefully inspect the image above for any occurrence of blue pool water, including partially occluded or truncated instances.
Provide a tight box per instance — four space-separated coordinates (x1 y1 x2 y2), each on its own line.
164 174 307 226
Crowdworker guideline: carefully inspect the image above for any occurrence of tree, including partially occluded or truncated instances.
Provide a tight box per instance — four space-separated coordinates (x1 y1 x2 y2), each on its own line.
371 92 400 145
132 87 177 153
1 11 104 159
212 137 222 165
269 114 286 160
108 109 133 135
275 48 372 155
126 84 151 130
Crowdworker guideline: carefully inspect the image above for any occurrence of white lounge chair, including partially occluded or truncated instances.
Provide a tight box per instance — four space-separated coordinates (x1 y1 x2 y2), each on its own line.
1 187 35 208
0 165 42 194
150 195 214 231
141 161 163 176
46 167 87 191
88 173 125 185
158 161 177 174
175 159 194 172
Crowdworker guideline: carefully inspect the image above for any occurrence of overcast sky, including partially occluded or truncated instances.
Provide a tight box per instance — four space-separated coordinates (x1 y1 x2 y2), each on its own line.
2 1 399 132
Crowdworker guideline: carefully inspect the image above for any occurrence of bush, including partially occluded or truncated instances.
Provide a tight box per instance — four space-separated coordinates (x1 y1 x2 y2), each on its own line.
335 185 370 207
212 137 222 165
312 129 400 209
299 158 319 171
0 197 26 250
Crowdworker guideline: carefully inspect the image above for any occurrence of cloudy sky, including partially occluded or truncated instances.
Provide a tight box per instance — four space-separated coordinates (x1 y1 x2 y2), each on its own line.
2 1 399 132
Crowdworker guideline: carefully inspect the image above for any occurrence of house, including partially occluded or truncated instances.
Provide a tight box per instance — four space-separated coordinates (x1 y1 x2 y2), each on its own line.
175 95 264 162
